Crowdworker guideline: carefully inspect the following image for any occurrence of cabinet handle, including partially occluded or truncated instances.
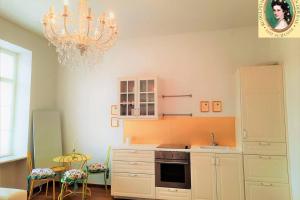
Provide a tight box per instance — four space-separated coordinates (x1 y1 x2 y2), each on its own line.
259 155 272 159
261 182 273 187
129 162 137 165
259 142 270 146
211 158 216 166
243 129 248 139
215 158 220 166
129 174 138 177
168 188 178 192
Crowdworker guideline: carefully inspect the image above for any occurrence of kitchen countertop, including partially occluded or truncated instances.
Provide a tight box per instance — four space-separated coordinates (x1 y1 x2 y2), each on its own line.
112 144 242 154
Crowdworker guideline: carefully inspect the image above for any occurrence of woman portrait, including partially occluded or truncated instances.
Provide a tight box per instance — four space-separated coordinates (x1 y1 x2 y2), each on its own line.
265 0 294 31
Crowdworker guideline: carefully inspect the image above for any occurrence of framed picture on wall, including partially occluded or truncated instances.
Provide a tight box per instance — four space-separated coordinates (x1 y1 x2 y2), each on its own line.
111 117 119 127
200 101 209 112
212 101 222 112
111 105 118 115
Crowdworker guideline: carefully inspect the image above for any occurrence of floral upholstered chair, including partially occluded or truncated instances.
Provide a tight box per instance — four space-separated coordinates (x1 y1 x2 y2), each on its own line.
86 146 111 191
58 151 90 200
27 152 56 200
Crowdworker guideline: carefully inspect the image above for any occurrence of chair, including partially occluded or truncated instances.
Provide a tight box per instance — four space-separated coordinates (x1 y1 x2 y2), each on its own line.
27 152 56 200
86 146 111 191
57 151 90 200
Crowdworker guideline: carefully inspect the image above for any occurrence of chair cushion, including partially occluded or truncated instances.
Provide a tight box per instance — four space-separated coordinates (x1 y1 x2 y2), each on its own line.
30 168 55 180
61 169 87 184
87 163 106 173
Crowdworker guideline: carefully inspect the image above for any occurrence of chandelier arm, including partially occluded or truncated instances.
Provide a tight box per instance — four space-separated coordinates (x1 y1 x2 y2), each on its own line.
86 20 91 37
63 17 70 35
50 23 60 37
43 28 52 41
94 23 105 41
98 33 116 46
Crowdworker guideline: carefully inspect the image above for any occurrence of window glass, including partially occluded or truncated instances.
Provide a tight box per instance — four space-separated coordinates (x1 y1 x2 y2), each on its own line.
0 51 15 79
0 49 16 157
0 82 14 106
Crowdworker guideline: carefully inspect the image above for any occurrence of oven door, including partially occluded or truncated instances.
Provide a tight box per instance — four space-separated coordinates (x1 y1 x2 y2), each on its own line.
155 159 191 189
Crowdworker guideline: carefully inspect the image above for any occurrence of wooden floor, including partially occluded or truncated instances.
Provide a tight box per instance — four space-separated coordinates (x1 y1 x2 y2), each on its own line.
32 184 122 200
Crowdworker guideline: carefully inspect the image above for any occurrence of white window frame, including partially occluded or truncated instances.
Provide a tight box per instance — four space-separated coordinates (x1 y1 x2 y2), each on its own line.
0 47 18 157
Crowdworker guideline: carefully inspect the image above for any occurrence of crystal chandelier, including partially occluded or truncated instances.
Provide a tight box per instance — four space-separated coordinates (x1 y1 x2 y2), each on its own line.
42 0 118 67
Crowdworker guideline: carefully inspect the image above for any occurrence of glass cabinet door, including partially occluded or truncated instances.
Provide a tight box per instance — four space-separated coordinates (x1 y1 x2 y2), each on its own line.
120 80 135 117
139 79 156 117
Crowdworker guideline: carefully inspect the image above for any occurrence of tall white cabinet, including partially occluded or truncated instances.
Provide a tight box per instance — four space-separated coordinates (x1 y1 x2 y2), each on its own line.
119 77 158 119
239 65 291 200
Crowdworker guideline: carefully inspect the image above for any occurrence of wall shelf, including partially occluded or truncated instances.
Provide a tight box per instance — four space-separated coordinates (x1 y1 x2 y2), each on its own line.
162 94 192 98
162 113 193 117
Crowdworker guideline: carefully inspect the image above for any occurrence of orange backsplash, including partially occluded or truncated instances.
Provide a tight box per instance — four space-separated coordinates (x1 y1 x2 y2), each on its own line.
124 117 236 146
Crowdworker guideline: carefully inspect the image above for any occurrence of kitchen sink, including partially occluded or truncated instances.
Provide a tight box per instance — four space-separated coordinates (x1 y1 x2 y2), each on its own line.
199 145 230 149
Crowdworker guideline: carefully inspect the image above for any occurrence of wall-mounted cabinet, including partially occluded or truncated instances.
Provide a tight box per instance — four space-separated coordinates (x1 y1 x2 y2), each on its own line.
119 77 158 119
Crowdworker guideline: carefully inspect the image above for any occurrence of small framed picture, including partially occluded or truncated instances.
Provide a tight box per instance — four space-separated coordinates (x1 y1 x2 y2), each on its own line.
212 101 222 112
200 101 209 112
111 105 118 115
111 117 119 127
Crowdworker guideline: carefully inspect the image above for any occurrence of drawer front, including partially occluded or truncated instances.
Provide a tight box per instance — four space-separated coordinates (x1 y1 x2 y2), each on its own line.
111 172 155 199
112 150 154 162
112 160 154 174
156 187 191 200
243 142 286 155
245 181 290 200
244 155 289 183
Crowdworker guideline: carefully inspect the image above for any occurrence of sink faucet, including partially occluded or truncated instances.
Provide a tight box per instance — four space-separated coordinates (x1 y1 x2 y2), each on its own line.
210 132 218 146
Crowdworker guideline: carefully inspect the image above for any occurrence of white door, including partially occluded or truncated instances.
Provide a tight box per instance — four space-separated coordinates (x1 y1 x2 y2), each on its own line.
137 78 158 118
191 153 216 200
119 78 137 118
240 65 285 142
216 154 244 200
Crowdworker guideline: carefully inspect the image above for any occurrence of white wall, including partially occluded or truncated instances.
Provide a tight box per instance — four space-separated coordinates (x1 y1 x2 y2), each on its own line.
0 17 58 189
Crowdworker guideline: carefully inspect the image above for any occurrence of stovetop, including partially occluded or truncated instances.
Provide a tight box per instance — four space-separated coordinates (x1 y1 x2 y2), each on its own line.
157 144 190 149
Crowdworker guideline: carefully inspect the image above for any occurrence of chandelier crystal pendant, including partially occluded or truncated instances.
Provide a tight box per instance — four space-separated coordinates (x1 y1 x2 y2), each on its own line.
42 0 118 67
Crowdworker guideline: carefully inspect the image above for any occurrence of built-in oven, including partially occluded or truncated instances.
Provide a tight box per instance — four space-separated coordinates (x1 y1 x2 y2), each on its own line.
155 151 191 189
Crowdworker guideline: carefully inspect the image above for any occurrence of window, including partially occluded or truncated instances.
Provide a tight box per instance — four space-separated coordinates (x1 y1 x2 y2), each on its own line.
0 48 17 157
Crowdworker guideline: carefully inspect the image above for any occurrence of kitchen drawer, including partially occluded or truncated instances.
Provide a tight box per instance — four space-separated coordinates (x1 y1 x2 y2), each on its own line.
156 187 191 200
112 149 154 162
112 160 154 174
244 155 289 183
245 181 290 200
111 172 155 199
243 142 286 155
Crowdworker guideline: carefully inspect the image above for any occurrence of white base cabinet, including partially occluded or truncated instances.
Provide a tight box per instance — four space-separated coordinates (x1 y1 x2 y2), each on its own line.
215 154 244 200
156 187 191 200
191 153 215 200
244 155 289 183
111 173 155 199
191 153 244 200
245 182 290 200
111 149 155 199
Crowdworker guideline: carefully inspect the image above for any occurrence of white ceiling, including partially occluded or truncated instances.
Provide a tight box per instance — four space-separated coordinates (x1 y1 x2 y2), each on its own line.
0 0 257 39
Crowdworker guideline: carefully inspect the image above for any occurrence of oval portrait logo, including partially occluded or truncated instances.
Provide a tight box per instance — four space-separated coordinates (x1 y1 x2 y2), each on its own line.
259 0 300 37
